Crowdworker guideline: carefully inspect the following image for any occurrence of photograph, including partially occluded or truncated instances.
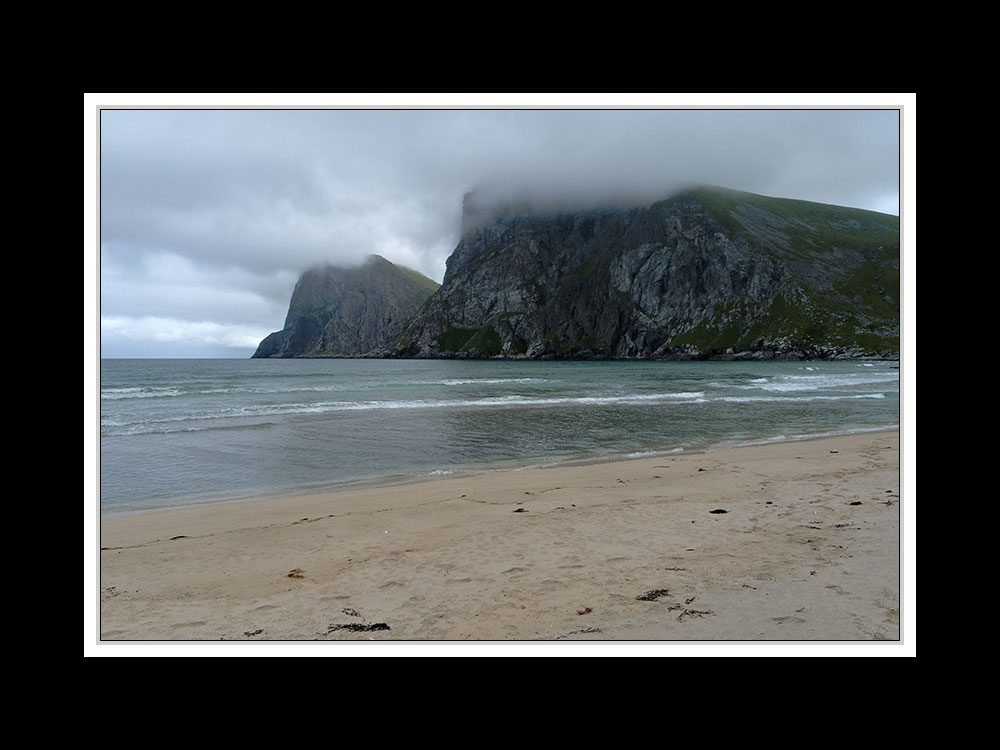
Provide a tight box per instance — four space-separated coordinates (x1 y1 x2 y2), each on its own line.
86 95 913 655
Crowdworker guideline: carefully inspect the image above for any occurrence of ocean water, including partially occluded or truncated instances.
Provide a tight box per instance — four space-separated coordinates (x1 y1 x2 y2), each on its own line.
98 358 900 516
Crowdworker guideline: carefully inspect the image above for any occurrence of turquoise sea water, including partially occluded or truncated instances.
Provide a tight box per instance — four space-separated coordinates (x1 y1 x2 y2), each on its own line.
98 358 900 516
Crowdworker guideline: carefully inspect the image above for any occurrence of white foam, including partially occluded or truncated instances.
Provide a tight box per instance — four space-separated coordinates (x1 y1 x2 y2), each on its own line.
437 378 549 386
742 372 899 393
100 386 183 400
719 393 886 403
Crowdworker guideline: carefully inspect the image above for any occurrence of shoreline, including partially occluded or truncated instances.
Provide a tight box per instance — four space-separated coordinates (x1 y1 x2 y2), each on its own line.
100 424 899 520
97 429 903 645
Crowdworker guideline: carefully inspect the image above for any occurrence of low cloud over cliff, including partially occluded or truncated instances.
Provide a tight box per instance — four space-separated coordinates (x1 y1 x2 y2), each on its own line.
95 99 902 357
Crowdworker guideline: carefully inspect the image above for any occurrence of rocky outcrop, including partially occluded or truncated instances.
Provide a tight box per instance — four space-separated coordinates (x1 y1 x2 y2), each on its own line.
394 187 899 360
253 255 439 357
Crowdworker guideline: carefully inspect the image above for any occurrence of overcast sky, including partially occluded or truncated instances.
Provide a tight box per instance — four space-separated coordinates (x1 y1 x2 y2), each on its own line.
91 96 907 358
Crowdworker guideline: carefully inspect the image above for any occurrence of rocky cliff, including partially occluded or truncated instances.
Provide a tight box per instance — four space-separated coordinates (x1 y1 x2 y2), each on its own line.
395 186 900 360
252 255 439 358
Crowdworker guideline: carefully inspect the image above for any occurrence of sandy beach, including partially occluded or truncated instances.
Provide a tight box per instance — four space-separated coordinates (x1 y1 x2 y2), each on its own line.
94 430 905 648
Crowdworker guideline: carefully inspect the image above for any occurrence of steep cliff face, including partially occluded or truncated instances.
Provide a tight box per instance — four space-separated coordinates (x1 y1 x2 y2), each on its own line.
253 255 439 357
395 187 899 360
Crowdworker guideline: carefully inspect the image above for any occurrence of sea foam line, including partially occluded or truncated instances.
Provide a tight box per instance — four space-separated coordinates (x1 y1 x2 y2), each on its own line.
100 387 892 437
715 424 899 450
719 393 887 403
436 377 549 386
101 387 184 400
99 390 709 435
284 391 708 412
739 372 899 392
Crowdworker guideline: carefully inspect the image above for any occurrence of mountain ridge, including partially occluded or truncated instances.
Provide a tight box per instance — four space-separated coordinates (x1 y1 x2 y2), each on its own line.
253 186 900 361
395 186 899 360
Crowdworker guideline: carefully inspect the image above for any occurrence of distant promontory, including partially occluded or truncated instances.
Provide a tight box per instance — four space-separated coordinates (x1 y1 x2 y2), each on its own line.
252 254 439 358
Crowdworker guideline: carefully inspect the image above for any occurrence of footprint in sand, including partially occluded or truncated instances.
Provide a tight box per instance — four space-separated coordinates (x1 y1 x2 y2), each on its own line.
771 614 806 625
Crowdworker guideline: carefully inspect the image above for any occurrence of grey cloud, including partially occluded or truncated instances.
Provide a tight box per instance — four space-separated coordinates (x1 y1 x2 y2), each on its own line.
97 106 900 357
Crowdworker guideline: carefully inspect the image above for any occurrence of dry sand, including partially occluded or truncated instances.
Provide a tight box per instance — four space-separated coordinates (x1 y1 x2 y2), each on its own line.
95 430 905 650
